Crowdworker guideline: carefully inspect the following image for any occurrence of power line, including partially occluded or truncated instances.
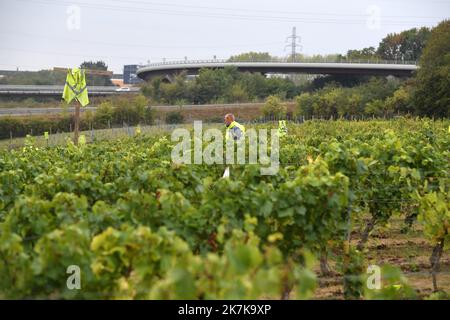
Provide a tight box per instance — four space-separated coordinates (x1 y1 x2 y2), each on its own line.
104 0 446 20
0 30 281 50
14 0 443 26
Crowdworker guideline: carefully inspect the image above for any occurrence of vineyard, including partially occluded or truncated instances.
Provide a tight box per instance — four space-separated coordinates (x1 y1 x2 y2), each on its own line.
0 118 449 299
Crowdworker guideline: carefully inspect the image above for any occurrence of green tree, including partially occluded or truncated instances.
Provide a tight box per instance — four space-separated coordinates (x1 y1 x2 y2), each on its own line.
111 94 149 125
377 27 431 61
364 99 385 117
142 77 163 102
80 60 113 86
295 92 315 118
385 86 413 115
316 87 343 118
195 68 235 104
133 94 149 122
228 52 273 62
339 92 363 117
94 101 114 126
241 73 268 99
227 84 249 103
357 77 400 105
266 77 298 99
412 20 450 117
346 47 378 61
262 95 287 119
158 71 189 104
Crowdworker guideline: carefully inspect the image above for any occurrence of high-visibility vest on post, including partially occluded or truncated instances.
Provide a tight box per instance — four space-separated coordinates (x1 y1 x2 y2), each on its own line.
278 120 287 137
226 121 246 141
62 68 89 106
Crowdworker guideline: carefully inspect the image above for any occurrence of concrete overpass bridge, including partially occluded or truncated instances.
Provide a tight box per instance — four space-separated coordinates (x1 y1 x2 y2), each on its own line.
137 59 418 82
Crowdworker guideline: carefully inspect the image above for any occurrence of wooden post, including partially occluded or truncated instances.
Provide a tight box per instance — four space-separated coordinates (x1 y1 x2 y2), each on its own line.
73 102 80 145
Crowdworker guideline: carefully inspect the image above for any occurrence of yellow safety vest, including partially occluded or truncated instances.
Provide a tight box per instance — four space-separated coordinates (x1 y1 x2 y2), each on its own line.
226 121 246 141
62 68 89 107
278 120 287 137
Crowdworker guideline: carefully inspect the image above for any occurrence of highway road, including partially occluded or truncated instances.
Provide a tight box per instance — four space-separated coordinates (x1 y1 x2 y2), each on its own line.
0 85 140 97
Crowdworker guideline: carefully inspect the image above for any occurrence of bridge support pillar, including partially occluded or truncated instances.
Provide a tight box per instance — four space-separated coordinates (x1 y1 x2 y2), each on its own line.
163 74 174 83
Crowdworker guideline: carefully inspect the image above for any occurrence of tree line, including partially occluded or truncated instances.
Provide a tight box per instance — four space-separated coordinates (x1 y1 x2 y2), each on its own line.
0 61 113 86
141 67 301 105
142 20 449 118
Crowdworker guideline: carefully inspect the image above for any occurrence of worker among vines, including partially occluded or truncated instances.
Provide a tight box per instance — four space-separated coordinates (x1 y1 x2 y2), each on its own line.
224 113 245 141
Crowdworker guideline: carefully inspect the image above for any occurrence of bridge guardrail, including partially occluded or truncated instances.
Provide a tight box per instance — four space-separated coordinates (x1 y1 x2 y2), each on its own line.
0 85 138 91
140 59 418 68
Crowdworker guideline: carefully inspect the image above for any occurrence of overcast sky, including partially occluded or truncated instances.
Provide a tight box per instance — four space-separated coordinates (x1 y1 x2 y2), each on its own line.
0 0 448 73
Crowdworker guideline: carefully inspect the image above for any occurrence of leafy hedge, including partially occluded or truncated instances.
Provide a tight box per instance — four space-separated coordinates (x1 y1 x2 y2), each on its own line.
0 95 154 139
